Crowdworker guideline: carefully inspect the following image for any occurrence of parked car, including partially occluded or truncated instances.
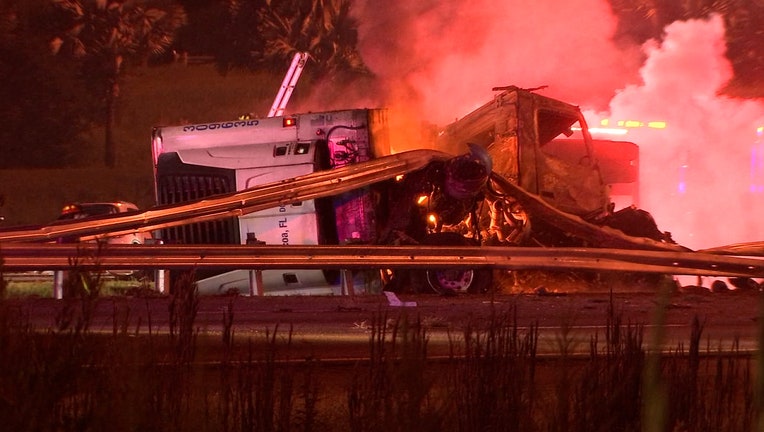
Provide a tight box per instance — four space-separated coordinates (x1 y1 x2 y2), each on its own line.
56 201 151 279
56 201 147 245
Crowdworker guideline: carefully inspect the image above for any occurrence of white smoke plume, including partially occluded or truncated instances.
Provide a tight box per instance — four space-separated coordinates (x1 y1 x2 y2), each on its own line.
596 14 764 249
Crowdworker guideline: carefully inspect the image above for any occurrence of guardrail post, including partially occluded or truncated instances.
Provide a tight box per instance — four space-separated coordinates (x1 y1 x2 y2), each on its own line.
148 238 167 294
249 270 264 296
341 269 355 297
53 271 64 299
155 269 166 294
245 234 266 296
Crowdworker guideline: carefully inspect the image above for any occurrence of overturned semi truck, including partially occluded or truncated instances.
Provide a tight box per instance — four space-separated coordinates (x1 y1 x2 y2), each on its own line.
150 86 673 295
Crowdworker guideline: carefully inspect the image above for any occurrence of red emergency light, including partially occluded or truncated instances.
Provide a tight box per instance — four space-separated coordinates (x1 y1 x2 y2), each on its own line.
283 117 297 127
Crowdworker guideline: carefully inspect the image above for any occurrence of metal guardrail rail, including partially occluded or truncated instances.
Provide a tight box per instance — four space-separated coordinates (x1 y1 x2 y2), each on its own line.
0 243 762 278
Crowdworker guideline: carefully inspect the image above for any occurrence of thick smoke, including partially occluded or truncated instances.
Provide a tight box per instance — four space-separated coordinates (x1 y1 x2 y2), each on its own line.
352 0 643 122
593 15 764 249
348 1 763 250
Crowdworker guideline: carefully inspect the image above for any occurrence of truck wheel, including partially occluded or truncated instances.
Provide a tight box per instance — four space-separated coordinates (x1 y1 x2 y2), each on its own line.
421 232 493 295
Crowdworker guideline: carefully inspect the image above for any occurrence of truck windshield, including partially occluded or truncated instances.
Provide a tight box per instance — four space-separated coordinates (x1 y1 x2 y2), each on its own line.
537 109 579 145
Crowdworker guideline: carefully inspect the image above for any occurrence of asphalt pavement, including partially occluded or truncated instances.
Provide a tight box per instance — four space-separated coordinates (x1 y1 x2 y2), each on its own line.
6 289 761 359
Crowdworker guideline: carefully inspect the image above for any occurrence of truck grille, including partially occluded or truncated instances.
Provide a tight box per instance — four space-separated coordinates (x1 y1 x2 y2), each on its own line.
155 155 239 244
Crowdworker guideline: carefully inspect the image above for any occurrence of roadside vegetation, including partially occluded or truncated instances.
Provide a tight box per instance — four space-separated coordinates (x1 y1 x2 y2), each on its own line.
0 265 761 431
4 277 152 298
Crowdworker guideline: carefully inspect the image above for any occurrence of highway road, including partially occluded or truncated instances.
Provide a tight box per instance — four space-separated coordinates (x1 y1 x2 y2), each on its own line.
6 288 762 360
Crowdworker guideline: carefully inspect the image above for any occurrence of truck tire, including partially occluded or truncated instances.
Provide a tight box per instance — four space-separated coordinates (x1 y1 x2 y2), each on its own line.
420 232 493 295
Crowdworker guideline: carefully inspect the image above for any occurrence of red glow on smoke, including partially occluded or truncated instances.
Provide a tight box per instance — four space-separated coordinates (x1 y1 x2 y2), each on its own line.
351 0 643 123
312 1 764 249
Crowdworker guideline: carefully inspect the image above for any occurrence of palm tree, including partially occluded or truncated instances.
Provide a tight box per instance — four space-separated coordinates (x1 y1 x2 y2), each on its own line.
51 0 186 167
259 0 366 74
1 0 99 168
609 0 763 91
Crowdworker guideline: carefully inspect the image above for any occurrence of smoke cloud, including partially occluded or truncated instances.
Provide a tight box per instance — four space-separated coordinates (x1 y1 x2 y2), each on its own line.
596 14 764 249
346 1 763 250
352 0 643 122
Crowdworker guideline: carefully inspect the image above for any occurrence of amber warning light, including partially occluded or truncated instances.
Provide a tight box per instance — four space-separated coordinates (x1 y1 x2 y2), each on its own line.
60 204 81 216
283 117 297 127
579 119 669 136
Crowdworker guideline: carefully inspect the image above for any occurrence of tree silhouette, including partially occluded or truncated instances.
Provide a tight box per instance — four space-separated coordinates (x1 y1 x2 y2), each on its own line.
213 0 367 77
0 0 98 168
609 0 763 89
259 0 366 75
51 0 186 167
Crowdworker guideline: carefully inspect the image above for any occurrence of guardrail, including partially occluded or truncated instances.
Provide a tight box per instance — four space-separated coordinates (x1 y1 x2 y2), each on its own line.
1 244 762 276
2 243 762 299
2 242 763 299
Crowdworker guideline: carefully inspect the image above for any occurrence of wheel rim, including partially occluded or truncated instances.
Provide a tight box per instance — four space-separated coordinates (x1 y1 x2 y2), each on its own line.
427 269 474 293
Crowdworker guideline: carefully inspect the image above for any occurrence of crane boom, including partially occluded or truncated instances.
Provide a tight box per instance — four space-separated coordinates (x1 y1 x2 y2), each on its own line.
267 52 308 117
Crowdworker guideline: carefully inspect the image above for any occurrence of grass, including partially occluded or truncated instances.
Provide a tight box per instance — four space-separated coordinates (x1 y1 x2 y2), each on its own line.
4 276 155 298
0 264 760 431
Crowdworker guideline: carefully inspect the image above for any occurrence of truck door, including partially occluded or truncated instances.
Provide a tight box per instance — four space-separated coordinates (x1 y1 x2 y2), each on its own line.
534 109 609 218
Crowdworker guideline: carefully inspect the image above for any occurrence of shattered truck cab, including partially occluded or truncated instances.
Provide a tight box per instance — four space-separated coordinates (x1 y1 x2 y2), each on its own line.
433 86 665 249
439 87 609 220
428 86 608 249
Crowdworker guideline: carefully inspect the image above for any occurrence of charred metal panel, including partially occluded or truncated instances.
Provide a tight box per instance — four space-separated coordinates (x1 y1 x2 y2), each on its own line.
530 99 608 218
489 135 520 183
536 151 608 217
368 109 391 158
516 90 539 194
548 139 640 209
438 90 521 185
